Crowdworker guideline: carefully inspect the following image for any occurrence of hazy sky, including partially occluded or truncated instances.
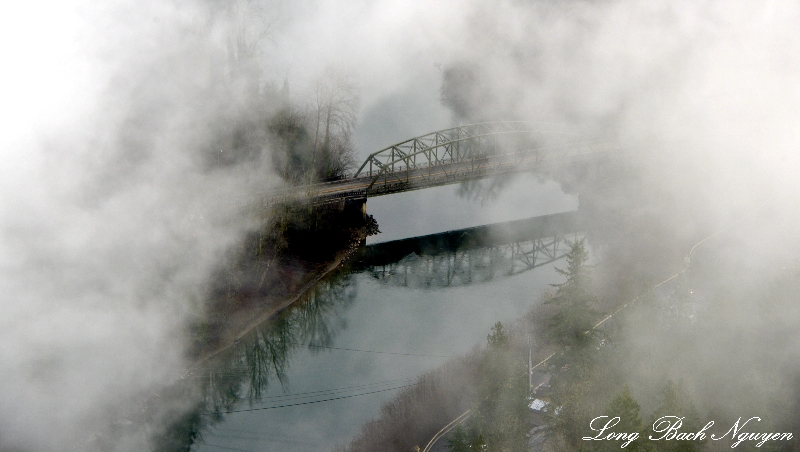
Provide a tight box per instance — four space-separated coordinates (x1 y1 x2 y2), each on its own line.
3 1 800 451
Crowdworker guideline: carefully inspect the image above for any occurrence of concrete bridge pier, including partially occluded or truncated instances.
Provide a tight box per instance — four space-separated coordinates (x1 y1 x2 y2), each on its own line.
342 197 367 223
347 197 367 221
342 197 368 246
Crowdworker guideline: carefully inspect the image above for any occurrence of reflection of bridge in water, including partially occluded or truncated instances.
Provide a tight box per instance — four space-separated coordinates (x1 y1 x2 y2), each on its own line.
272 122 617 205
351 211 584 288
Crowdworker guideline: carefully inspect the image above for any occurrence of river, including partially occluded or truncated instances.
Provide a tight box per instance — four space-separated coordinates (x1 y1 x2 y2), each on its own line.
191 174 578 451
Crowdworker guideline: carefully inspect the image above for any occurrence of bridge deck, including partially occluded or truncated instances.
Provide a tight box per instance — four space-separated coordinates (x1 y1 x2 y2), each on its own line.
281 144 613 204
268 122 618 205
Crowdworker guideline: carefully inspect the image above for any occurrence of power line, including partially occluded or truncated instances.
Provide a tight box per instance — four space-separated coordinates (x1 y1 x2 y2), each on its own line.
202 431 324 448
291 341 454 358
210 382 417 414
199 442 251 452
249 377 417 403
421 204 771 451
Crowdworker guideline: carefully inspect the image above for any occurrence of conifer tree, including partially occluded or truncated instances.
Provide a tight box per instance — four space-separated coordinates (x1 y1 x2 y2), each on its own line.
542 239 602 449
598 385 648 452
649 381 705 452
546 239 599 349
487 321 509 350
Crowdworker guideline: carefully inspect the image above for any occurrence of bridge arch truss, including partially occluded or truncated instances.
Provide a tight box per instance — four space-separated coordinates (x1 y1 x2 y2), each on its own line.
350 121 614 197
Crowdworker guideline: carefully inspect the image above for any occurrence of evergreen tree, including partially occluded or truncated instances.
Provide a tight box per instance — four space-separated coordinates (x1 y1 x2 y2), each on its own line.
445 426 489 452
472 321 530 452
487 321 509 350
649 381 705 452
608 386 642 433
446 425 473 452
542 239 603 449
544 372 595 450
545 239 599 349
598 385 648 452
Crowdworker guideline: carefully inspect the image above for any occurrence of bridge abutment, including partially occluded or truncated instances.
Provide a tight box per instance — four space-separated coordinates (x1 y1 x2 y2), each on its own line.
342 197 368 246
343 197 367 220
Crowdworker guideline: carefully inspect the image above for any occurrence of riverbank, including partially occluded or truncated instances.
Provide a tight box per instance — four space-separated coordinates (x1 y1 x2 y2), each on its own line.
336 202 797 452
189 197 378 363
194 226 369 364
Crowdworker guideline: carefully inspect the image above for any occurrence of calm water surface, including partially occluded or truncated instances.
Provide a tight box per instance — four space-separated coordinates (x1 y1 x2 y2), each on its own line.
192 178 577 451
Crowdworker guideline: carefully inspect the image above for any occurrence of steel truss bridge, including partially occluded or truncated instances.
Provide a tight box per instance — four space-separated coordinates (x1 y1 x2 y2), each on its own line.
278 121 617 203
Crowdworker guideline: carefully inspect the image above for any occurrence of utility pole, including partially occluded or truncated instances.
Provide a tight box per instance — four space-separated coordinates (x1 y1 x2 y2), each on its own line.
528 335 533 398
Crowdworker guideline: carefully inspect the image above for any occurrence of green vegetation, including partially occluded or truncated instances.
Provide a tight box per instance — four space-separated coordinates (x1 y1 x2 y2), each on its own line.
545 239 598 348
445 321 530 452
646 381 705 452
540 239 605 450
536 240 709 452
436 240 608 451
444 239 736 452
598 386 646 452
336 231 800 452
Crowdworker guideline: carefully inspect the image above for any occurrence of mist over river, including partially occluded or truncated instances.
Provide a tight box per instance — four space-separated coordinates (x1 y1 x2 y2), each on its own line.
192 179 579 451
5 2 800 451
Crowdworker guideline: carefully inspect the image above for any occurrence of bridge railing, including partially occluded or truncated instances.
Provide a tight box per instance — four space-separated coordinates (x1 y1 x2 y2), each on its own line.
263 122 618 204
354 121 572 177
352 121 615 195
362 139 616 196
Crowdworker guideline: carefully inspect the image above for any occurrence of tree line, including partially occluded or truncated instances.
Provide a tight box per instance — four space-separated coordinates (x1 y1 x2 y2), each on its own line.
447 237 799 452
441 241 707 452
205 0 361 184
